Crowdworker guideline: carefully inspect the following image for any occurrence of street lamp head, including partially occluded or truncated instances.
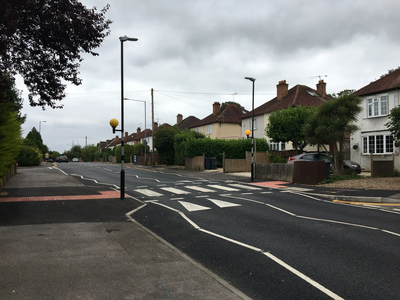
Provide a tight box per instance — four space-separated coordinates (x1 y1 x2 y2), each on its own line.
245 129 251 136
119 36 138 42
244 77 256 82
110 118 119 134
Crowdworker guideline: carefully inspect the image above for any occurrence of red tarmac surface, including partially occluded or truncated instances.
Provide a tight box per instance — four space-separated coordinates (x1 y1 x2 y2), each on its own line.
0 191 121 203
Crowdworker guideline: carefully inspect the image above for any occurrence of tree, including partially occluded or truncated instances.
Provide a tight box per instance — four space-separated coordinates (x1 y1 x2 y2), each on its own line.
265 106 316 151
0 0 112 109
385 106 400 147
220 101 246 111
153 126 180 165
0 109 22 175
304 92 362 175
24 127 48 158
0 73 26 123
174 129 205 165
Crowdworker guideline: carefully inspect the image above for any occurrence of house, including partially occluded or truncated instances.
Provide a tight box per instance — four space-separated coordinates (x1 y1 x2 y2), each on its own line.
189 102 247 139
176 114 200 130
240 80 331 150
351 68 400 171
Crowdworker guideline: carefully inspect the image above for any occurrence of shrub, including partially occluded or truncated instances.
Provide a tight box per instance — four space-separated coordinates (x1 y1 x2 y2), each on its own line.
17 145 42 166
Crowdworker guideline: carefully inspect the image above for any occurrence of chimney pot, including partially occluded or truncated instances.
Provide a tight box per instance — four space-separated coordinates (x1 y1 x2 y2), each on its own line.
177 114 183 124
316 80 327 97
213 102 221 115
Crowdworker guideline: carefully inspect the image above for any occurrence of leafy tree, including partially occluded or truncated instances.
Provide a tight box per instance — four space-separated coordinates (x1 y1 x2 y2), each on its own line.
81 145 99 161
0 109 22 175
385 106 400 147
0 73 26 123
51 151 61 161
153 125 180 165
265 106 316 151
304 92 362 175
24 127 48 158
69 145 82 159
0 0 112 109
220 101 246 111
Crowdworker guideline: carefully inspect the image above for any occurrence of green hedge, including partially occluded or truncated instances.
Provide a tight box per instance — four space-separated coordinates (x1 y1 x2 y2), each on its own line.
17 145 42 166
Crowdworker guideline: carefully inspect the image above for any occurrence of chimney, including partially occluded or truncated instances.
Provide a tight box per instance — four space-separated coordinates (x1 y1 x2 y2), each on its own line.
316 80 327 98
213 102 221 115
177 114 183 124
153 122 158 130
277 80 288 101
125 132 129 138
137 127 141 135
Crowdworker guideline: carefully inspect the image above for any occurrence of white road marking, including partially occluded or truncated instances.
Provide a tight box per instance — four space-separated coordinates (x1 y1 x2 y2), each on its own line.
178 201 211 212
171 197 184 201
283 187 314 192
185 185 216 193
261 191 273 194
134 189 163 197
207 199 242 208
228 183 261 190
207 185 239 191
103 168 113 171
161 187 191 194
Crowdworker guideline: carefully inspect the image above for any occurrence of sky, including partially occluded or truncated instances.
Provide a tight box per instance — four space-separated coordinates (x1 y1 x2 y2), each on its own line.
16 0 400 153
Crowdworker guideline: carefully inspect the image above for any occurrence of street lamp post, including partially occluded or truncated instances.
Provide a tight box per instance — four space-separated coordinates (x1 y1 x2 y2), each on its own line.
124 98 147 164
113 35 138 200
244 77 255 182
39 120 47 134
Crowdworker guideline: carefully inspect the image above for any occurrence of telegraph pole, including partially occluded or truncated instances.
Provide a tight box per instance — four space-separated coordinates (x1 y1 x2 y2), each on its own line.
151 88 155 167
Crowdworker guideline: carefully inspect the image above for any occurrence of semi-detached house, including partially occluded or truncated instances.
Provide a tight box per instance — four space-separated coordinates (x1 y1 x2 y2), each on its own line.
351 68 400 171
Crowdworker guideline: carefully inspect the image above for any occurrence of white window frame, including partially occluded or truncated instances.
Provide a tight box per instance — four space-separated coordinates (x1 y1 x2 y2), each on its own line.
362 134 394 154
269 139 286 151
367 95 388 117
248 118 257 131
206 124 212 134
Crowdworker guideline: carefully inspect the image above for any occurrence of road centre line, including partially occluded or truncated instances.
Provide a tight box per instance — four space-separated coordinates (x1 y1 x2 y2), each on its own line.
220 194 400 237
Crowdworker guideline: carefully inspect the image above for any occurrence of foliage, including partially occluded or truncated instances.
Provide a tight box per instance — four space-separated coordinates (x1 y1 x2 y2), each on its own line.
0 0 112 109
320 173 365 184
174 129 206 165
385 106 400 146
268 154 285 163
0 108 22 176
304 92 362 175
51 151 61 161
81 145 99 161
24 127 48 158
69 145 82 159
101 148 113 158
180 138 269 167
380 67 400 78
329 89 356 99
17 145 42 167
266 106 316 151
0 73 26 123
220 101 246 111
154 126 180 165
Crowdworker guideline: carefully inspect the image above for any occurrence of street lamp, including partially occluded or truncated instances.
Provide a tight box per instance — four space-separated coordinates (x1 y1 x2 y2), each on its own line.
110 35 138 200
124 98 147 165
244 77 255 182
39 120 47 134
245 129 251 139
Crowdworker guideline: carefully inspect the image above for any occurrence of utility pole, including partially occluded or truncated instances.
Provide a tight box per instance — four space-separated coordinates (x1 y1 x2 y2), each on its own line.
151 88 155 167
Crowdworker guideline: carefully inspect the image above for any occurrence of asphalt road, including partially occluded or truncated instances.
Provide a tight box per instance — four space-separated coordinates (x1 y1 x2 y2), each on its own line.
55 162 400 300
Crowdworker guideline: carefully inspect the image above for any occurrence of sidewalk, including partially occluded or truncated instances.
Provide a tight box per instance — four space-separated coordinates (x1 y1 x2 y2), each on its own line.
0 164 249 300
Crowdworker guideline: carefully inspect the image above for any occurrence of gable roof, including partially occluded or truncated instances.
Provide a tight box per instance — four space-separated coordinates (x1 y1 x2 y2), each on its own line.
241 84 330 119
177 116 200 130
190 103 248 128
355 68 400 97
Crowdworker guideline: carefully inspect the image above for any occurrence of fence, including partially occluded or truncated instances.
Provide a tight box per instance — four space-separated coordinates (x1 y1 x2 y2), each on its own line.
0 164 17 192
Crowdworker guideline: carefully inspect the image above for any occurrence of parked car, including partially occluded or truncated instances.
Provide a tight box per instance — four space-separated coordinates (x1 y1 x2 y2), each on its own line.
287 152 361 174
58 156 68 163
72 158 79 162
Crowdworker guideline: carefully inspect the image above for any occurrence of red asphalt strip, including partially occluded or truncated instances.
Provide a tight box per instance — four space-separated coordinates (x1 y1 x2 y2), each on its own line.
250 181 289 189
0 191 122 203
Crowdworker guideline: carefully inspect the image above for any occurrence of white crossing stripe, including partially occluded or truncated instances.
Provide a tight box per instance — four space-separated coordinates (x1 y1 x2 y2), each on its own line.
178 201 211 212
208 199 242 208
134 189 163 197
207 185 239 191
228 183 261 190
161 187 191 194
185 185 216 193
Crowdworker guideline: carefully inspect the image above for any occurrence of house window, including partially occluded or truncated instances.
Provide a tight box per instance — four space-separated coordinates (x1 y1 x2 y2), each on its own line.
207 124 212 134
269 139 286 151
367 95 388 117
362 134 394 154
248 118 257 131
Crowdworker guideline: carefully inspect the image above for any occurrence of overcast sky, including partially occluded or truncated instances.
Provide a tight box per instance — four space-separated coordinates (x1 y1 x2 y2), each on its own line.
17 0 400 153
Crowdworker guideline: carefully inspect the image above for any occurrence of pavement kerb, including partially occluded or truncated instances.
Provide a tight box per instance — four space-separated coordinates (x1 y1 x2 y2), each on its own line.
296 192 400 204
127 216 252 300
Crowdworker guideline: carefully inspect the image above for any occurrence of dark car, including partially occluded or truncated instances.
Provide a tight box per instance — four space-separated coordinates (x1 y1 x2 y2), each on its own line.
287 152 361 174
58 155 68 163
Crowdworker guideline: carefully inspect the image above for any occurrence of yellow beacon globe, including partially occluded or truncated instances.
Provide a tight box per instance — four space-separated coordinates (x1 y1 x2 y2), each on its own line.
110 118 119 128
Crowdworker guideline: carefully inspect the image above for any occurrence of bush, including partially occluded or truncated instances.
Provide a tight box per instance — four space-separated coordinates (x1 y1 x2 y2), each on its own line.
17 145 42 166
268 154 285 163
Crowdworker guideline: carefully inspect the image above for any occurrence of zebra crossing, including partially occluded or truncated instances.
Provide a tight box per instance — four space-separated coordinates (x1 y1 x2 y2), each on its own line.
132 182 265 212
